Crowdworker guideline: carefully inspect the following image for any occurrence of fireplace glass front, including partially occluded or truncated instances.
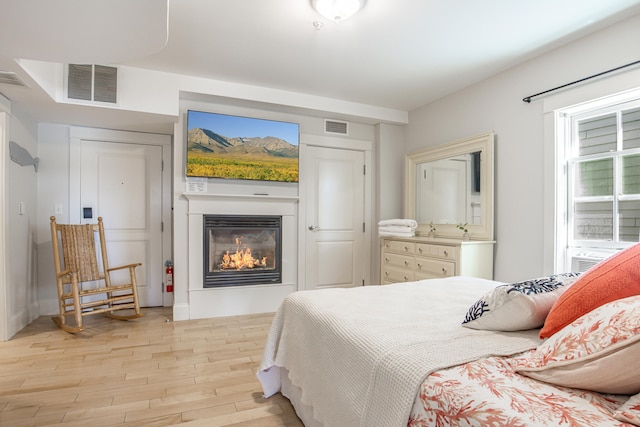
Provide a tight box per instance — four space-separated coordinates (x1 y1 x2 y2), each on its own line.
203 215 282 287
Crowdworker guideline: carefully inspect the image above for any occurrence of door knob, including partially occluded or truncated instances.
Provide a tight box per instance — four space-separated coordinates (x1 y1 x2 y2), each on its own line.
308 225 319 231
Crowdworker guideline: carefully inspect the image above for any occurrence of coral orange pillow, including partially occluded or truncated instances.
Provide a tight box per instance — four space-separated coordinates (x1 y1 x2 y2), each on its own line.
540 243 640 339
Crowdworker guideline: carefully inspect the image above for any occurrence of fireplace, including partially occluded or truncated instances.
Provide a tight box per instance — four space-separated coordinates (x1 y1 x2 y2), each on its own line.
203 215 282 287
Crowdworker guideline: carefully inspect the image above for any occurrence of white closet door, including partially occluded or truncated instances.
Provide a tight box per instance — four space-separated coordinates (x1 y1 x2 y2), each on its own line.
304 145 365 290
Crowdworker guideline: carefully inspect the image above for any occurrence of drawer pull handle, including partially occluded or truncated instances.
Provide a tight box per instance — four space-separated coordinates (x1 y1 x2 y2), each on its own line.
404 276 409 281
385 257 389 262
404 246 409 252
443 250 448 257
418 247 423 254
417 263 422 269
442 267 447 274
404 260 409 266
385 243 390 248
385 271 389 277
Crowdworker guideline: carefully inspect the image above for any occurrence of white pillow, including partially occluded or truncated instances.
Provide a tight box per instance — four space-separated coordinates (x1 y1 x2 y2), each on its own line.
510 294 640 395
462 273 580 331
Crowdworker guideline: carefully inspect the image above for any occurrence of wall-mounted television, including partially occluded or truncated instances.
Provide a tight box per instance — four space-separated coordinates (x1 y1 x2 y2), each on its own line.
186 110 299 182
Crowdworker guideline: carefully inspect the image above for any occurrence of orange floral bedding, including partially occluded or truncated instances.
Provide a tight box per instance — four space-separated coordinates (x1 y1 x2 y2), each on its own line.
408 353 632 427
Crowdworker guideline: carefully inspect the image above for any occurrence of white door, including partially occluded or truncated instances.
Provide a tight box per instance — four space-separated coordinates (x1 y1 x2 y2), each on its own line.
304 146 365 290
80 141 163 307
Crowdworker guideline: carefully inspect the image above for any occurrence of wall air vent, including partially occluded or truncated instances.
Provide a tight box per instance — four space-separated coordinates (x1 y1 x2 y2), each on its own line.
324 119 349 135
67 64 117 103
0 71 28 87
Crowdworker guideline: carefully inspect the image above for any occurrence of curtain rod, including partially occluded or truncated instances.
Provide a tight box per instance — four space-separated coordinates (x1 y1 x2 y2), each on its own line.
522 59 640 103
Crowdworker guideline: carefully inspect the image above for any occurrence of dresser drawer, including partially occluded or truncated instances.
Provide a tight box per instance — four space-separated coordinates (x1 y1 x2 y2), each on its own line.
382 252 415 270
382 267 415 283
382 239 415 255
415 258 455 278
416 243 455 260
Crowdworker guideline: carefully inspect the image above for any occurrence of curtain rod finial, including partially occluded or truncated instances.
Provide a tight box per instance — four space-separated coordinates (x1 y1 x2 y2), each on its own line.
523 97 531 103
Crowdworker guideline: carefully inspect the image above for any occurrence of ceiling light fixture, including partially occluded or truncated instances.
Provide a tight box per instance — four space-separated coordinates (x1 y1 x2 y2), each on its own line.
311 0 365 23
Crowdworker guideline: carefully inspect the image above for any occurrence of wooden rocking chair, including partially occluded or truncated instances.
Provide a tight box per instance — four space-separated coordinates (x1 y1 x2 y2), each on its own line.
50 216 143 333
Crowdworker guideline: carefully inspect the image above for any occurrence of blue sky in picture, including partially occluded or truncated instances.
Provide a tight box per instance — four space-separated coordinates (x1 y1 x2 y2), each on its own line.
187 110 299 146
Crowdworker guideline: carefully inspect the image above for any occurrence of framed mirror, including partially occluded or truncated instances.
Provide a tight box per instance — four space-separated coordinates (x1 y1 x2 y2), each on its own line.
404 132 494 240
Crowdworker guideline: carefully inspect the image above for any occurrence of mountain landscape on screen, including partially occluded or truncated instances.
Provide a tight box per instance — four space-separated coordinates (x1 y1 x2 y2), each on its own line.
186 127 299 182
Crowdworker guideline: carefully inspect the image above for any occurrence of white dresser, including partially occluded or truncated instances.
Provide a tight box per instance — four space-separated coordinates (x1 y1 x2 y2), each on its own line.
380 236 494 284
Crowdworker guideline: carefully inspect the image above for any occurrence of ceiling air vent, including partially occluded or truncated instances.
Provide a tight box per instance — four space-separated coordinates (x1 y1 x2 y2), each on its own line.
67 64 117 103
0 71 28 87
324 119 349 135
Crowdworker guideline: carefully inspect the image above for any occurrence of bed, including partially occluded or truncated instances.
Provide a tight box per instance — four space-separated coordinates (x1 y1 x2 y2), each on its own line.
257 245 640 427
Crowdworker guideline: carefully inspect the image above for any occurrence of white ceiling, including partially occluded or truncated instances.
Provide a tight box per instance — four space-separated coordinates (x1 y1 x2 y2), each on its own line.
1 0 640 132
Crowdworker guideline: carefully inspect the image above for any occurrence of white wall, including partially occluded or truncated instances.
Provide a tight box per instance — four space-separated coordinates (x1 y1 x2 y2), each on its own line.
376 123 405 222
403 13 640 282
4 104 39 338
172 97 380 320
18 60 409 129
374 123 405 282
36 124 71 316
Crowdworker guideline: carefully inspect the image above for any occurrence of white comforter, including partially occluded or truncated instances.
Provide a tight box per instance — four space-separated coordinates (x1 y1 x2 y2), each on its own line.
257 277 542 427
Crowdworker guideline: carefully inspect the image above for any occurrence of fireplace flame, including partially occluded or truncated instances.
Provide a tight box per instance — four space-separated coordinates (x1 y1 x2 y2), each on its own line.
220 238 268 270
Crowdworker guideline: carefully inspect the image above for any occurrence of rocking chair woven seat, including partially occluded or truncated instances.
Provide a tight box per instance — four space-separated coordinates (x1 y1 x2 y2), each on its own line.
50 216 143 333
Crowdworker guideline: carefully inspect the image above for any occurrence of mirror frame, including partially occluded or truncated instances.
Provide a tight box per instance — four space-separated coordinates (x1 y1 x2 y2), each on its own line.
404 131 494 240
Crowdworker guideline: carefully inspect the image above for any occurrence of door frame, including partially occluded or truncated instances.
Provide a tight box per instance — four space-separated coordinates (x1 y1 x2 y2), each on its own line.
69 127 173 306
298 133 373 290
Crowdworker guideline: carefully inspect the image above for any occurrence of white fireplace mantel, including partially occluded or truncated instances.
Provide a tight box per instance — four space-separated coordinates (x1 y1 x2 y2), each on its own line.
182 192 299 319
183 192 298 202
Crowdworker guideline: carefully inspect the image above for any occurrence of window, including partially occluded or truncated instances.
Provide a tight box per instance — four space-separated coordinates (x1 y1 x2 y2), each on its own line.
557 93 640 272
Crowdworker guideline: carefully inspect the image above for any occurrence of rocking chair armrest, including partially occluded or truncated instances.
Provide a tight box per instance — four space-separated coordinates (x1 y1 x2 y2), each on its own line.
57 269 74 279
106 263 142 272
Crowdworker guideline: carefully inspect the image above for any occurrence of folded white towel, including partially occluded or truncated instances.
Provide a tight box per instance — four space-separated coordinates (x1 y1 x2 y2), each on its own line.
378 218 418 229
379 230 415 237
378 225 415 233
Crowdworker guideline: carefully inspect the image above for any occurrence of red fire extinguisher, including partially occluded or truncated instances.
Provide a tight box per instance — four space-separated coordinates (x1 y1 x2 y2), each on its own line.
165 261 174 293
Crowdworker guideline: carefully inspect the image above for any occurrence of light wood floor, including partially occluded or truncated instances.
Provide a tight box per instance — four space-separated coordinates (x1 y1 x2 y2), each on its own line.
0 308 303 427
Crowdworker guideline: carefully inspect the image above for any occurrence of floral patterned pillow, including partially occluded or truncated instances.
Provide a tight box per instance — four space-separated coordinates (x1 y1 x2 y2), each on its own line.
615 393 640 426
462 273 581 331
510 294 640 394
